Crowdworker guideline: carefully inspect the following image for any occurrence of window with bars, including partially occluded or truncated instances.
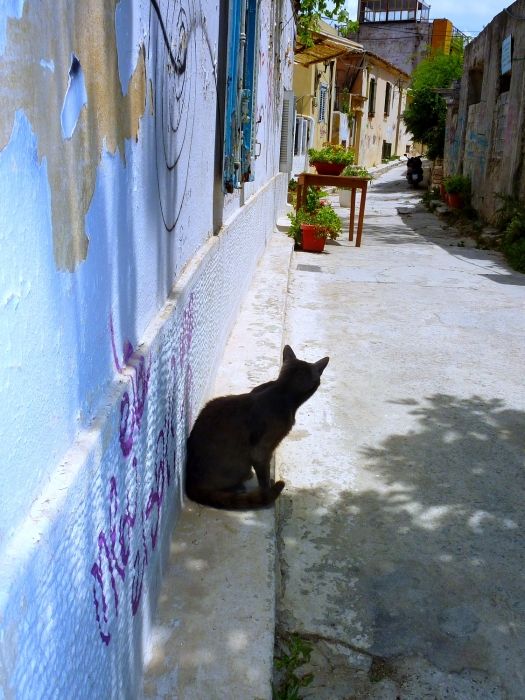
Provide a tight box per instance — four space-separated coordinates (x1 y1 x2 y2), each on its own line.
223 0 259 193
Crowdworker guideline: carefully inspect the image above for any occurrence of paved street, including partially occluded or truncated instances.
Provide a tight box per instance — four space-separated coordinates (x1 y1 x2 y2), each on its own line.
276 164 525 698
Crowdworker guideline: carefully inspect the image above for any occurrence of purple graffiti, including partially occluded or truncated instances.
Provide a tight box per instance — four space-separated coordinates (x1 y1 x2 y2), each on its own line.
119 392 134 457
91 462 138 645
93 297 195 644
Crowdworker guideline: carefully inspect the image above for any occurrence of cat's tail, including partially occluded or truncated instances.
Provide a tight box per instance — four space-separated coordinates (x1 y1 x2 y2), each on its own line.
186 481 285 510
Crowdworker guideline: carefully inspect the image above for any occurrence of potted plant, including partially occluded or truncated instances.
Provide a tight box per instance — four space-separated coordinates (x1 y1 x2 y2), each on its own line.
338 164 373 207
444 174 470 209
287 201 342 253
307 144 355 176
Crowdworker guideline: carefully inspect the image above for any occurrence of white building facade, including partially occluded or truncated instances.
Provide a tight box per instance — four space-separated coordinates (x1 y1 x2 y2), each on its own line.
0 0 294 696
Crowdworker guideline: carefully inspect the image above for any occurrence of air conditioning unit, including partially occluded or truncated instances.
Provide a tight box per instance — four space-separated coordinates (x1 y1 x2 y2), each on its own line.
279 90 295 173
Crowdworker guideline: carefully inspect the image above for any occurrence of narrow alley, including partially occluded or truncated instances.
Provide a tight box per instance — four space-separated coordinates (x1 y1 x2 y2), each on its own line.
276 163 525 699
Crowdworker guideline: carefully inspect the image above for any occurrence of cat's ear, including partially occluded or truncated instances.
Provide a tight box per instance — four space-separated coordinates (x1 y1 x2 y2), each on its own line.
315 356 329 375
282 345 296 362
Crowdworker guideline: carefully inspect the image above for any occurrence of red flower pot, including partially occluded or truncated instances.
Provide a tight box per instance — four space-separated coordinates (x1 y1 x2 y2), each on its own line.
300 223 326 252
447 193 464 209
439 183 446 200
311 162 345 176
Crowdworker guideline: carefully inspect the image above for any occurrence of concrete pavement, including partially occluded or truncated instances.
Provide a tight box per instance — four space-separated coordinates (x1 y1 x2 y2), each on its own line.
275 163 525 698
142 230 293 699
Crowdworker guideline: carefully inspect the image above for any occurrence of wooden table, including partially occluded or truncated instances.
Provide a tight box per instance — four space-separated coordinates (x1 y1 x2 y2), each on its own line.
296 173 369 246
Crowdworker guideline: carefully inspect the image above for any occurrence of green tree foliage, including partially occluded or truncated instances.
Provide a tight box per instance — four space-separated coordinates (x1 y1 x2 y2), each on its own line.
295 0 355 47
403 53 463 160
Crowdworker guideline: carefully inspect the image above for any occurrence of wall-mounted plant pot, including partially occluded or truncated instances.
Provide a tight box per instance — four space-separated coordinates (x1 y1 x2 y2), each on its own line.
447 193 464 209
300 223 326 252
312 162 345 176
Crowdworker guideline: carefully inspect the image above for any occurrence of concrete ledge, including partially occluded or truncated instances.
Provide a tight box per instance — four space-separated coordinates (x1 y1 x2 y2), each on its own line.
142 230 294 699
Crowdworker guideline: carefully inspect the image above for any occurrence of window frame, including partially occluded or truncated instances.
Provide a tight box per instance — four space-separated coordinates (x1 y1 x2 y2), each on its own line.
368 77 376 117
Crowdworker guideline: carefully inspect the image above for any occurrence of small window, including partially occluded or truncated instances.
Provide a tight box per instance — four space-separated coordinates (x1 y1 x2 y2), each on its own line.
319 84 328 123
499 72 511 94
368 78 376 117
384 82 392 116
467 67 483 106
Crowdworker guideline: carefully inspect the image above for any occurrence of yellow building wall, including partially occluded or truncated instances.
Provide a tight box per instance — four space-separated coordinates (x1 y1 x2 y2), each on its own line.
432 19 453 55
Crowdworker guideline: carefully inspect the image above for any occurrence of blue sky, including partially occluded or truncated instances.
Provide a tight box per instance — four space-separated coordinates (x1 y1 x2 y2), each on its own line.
345 0 510 36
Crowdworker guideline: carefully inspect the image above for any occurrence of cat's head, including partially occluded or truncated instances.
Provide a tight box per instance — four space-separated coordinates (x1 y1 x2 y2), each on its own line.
281 345 329 400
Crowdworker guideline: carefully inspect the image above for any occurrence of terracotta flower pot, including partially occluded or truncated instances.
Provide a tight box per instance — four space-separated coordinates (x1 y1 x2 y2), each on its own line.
447 192 464 209
311 162 345 176
300 223 326 252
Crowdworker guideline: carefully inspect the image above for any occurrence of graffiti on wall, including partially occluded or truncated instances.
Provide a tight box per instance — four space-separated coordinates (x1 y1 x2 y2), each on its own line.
91 295 195 645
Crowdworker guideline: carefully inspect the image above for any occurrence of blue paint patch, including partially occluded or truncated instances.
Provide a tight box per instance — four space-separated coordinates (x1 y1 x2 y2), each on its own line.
61 54 88 140
0 110 78 538
115 0 140 96
0 0 25 56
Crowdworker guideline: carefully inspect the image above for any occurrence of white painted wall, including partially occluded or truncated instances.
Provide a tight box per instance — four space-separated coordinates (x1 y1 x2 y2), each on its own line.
0 0 294 696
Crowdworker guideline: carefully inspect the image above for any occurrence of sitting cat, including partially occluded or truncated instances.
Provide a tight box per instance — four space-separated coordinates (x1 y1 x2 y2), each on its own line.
185 345 329 510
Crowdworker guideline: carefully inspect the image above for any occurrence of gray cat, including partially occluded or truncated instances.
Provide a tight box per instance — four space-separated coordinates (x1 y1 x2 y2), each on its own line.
185 345 329 510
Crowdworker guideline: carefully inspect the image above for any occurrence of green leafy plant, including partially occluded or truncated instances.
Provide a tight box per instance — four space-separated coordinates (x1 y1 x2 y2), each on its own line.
443 174 470 195
501 212 525 272
402 52 463 160
496 194 525 272
305 185 326 211
308 144 355 166
338 164 372 190
314 202 343 239
341 164 372 178
295 0 353 48
273 634 314 700
287 201 342 243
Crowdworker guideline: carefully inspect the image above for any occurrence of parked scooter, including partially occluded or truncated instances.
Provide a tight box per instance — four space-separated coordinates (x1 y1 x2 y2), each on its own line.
406 156 423 187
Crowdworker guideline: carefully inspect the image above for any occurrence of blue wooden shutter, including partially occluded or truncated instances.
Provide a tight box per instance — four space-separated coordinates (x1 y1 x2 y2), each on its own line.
240 0 258 184
223 0 258 192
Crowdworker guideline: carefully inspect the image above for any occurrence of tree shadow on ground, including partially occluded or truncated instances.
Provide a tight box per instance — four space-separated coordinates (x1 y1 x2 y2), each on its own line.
277 393 525 698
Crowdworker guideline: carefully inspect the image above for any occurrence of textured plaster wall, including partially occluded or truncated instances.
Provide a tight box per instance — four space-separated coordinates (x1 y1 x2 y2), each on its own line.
360 63 409 168
446 0 525 220
358 23 430 76
0 0 291 696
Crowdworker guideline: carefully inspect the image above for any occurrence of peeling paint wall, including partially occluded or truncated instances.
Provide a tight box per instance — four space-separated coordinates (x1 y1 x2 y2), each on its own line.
0 0 292 696
445 0 525 220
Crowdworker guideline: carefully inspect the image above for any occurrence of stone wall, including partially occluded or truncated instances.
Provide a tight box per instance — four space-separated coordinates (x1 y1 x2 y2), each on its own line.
444 0 525 220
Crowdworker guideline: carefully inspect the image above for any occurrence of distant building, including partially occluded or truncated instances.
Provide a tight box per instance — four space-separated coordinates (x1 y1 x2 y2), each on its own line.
334 51 411 167
351 0 466 75
291 20 410 173
292 22 363 175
